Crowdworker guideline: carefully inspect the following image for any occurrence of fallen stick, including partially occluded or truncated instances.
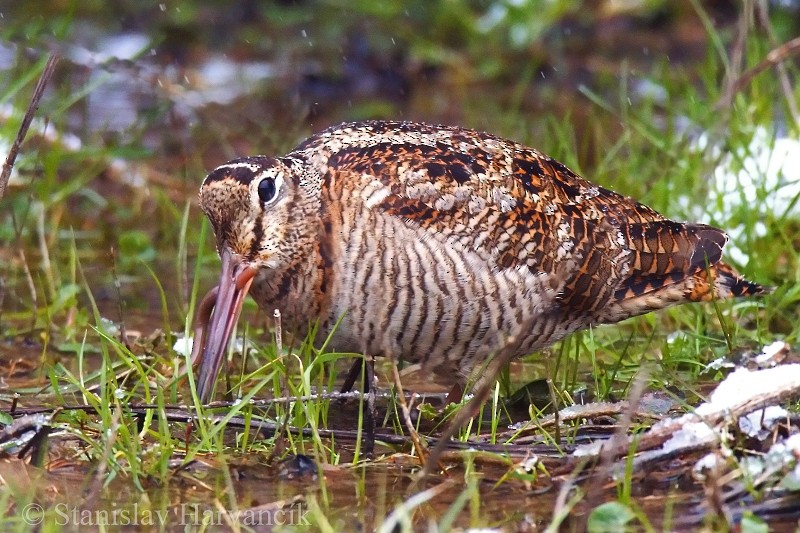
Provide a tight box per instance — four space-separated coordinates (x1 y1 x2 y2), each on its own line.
573 364 800 468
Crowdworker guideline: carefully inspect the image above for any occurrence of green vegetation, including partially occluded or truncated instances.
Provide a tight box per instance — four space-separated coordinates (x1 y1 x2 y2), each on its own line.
0 1 798 530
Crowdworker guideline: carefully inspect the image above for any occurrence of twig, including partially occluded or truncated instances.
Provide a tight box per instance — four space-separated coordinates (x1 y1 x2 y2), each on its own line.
755 0 800 129
701 453 731 528
2 390 369 416
545 458 589 533
269 308 291 463
0 53 59 201
273 309 282 356
580 366 650 528
717 35 800 112
390 360 427 464
718 0 752 112
597 367 649 466
378 479 458 533
1 399 569 458
572 364 800 465
418 333 525 479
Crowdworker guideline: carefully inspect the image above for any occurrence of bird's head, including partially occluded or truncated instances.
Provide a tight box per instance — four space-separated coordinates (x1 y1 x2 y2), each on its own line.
193 156 319 401
199 156 309 267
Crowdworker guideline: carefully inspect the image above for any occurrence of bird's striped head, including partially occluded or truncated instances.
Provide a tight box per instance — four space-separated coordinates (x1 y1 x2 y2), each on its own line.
200 156 307 268
194 155 320 401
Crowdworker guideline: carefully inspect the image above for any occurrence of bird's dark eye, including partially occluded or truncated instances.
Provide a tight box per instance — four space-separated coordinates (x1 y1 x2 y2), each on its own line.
258 178 277 204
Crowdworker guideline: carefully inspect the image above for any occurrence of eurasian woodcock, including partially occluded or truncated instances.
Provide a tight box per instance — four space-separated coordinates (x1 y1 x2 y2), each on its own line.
192 120 767 401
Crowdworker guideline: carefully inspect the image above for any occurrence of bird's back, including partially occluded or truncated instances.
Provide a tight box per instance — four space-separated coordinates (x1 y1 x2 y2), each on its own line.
245 121 768 381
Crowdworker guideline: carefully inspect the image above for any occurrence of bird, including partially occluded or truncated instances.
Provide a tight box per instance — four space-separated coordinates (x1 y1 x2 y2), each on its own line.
191 120 768 402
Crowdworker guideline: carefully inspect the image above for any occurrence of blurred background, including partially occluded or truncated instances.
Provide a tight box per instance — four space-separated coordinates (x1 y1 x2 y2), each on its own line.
0 0 797 367
4 1 798 167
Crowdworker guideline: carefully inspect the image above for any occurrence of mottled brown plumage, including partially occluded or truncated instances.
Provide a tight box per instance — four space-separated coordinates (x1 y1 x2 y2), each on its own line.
192 120 767 401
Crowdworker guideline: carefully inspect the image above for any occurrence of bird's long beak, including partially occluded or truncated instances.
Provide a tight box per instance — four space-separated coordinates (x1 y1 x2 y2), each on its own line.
192 247 258 402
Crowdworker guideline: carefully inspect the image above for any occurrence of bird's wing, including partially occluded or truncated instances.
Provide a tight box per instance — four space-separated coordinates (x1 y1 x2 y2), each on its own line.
292 120 754 317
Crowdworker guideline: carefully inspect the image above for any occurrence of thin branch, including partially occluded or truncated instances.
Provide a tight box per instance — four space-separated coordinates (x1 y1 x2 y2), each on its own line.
418 333 526 479
0 54 59 201
718 35 800 111
2 390 369 416
755 0 800 129
720 0 753 110
390 360 427 464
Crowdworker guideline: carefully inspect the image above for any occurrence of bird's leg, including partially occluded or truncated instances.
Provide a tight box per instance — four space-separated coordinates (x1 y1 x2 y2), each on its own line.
443 382 464 408
340 356 371 393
